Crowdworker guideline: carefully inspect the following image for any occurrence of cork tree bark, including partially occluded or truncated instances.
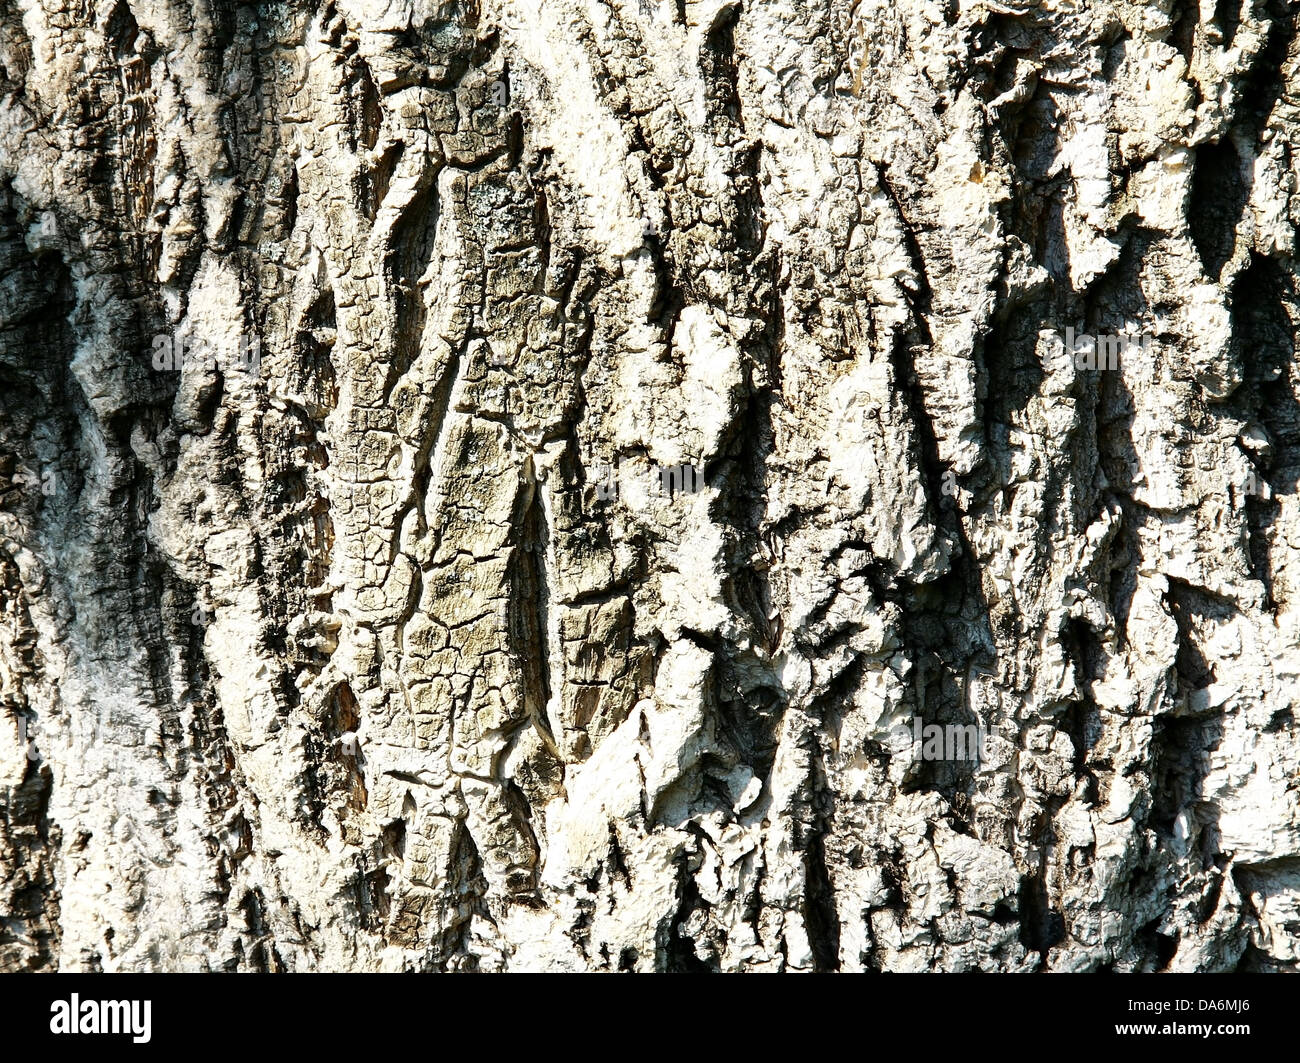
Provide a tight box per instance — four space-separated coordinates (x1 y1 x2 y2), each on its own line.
3 0 1300 972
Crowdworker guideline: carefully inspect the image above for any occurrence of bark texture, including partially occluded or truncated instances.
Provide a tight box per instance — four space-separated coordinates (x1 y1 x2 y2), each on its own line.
2 0 1300 972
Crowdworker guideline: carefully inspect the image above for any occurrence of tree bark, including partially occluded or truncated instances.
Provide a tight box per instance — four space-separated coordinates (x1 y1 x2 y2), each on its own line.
2 0 1299 972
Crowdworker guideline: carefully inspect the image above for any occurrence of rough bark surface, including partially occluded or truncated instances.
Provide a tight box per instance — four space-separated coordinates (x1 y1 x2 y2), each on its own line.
2 0 1300 972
